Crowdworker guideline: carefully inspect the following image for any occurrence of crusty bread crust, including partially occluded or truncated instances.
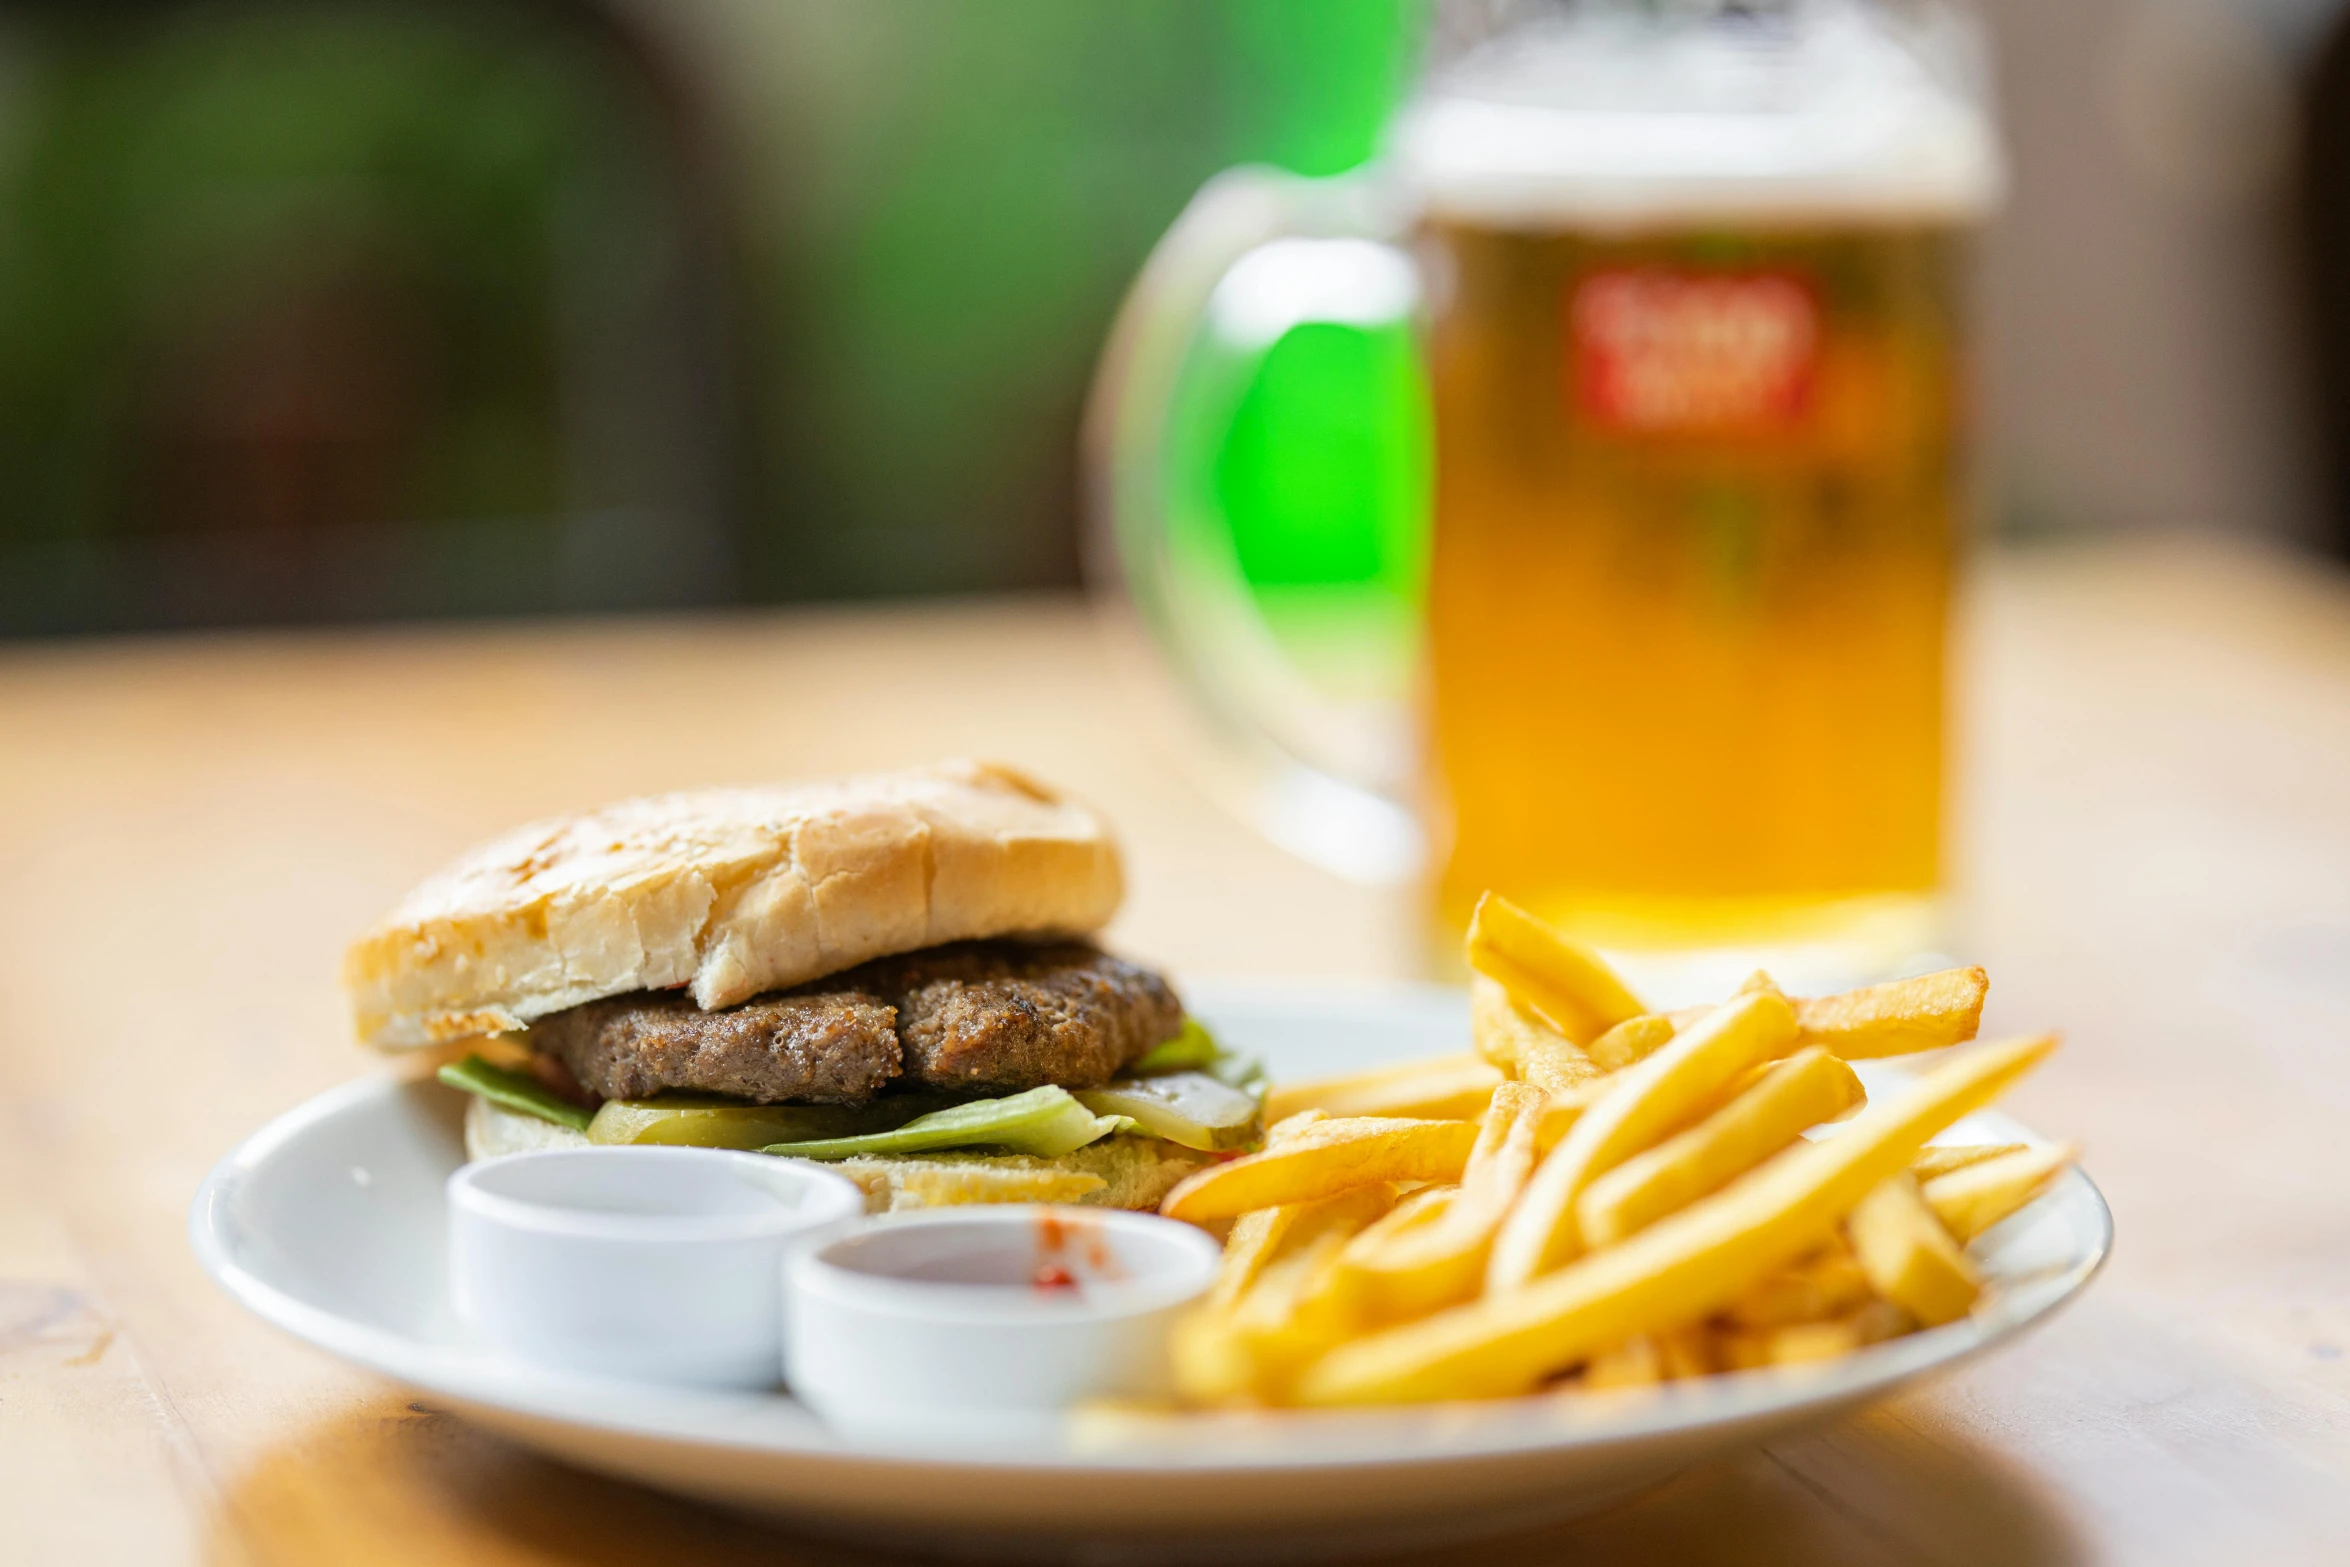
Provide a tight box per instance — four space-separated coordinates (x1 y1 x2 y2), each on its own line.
347 761 1123 1050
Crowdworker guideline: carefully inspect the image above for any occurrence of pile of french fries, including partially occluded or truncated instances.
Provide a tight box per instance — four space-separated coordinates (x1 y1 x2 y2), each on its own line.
1156 893 2077 1407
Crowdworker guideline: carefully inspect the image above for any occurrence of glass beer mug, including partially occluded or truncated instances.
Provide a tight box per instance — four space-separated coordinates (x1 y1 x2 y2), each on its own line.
1086 0 2002 997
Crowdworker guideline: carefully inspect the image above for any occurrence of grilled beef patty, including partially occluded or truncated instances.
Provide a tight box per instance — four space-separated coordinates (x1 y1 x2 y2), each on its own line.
525 941 1183 1104
851 942 1186 1092
524 987 900 1105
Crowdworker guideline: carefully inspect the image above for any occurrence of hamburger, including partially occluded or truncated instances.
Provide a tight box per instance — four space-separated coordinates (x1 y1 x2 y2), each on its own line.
346 760 1260 1211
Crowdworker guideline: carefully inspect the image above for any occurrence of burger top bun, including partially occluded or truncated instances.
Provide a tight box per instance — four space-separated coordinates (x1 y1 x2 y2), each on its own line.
344 760 1124 1050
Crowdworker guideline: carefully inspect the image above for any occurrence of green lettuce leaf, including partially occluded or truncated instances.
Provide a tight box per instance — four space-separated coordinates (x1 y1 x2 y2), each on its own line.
761 1085 1134 1161
437 1054 593 1133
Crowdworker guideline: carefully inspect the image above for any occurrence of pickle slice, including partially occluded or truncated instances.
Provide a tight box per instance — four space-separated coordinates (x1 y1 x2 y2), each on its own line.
1207 1051 1270 1106
761 1086 1133 1161
1075 1071 1261 1151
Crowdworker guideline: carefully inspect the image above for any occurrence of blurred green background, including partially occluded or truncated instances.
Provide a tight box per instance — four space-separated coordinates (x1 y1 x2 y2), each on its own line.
0 0 1424 635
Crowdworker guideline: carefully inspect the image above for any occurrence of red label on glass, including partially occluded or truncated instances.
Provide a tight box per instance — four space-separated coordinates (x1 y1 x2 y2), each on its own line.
1569 269 1819 434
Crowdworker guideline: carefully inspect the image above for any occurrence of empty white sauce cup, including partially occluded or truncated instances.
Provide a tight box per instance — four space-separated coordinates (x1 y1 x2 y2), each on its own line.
449 1147 864 1388
784 1205 1221 1437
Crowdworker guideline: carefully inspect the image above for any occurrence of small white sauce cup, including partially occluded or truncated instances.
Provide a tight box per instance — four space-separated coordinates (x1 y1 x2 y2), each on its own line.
783 1205 1221 1437
449 1147 864 1388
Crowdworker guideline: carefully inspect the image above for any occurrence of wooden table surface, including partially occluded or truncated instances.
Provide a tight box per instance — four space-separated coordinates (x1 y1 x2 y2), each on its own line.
5 534 2350 1566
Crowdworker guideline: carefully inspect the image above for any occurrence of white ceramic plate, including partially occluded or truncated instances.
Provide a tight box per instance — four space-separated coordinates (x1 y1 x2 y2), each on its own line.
191 982 2109 1558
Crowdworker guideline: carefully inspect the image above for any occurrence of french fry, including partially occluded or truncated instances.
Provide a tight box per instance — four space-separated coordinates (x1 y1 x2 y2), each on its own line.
1716 1325 1769 1372
1172 1185 1396 1402
1347 1184 1460 1249
1533 1076 1613 1152
1921 1143 2077 1241
1160 1116 1482 1223
1583 967 1781 1075
1470 975 1526 1073
1206 1207 1292 1313
1721 1302 1908 1370
1909 1142 2027 1183
1234 1189 1395 1346
1583 1327 1717 1388
1203 1134 1403 1315
1761 1321 1854 1367
1261 1053 1503 1126
1660 968 1988 1062
1586 1013 1679 1073
1199 1102 1342 1310
1520 1037 1603 1097
1168 1310 1259 1404
1846 1173 1980 1327
1655 1324 1717 1379
1230 935 2067 1406
1472 977 1604 1094
1844 1298 1915 1345
1303 1187 1463 1323
1465 893 1645 1045
1584 1336 1663 1389
1725 1240 1873 1327
1487 990 1801 1290
1577 1046 1865 1247
1292 1034 2057 1405
1793 967 1988 1059
1334 1083 1549 1323
1276 1188 1468 1345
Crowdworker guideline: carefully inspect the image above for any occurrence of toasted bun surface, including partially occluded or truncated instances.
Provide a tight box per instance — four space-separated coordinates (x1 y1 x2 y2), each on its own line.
348 761 1123 1050
460 1098 1207 1213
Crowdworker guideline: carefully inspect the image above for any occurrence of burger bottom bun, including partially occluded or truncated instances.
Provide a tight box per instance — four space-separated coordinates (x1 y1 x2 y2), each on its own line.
465 1095 592 1158
462 1097 1213 1214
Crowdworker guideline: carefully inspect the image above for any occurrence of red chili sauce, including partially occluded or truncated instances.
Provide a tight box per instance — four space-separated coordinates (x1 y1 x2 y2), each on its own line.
1031 1211 1126 1293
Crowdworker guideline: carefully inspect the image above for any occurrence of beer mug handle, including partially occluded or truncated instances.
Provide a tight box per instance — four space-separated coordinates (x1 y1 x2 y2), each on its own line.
1083 167 1423 884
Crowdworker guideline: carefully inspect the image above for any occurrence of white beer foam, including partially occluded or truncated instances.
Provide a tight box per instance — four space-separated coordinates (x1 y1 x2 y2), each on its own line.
1393 5 2003 230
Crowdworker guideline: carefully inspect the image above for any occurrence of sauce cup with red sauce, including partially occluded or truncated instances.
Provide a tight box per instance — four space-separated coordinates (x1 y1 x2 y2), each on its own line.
783 1205 1220 1437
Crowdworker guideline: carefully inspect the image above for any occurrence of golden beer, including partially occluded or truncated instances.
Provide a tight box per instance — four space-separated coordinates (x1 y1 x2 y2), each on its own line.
1423 222 1968 956
1088 2 1997 984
